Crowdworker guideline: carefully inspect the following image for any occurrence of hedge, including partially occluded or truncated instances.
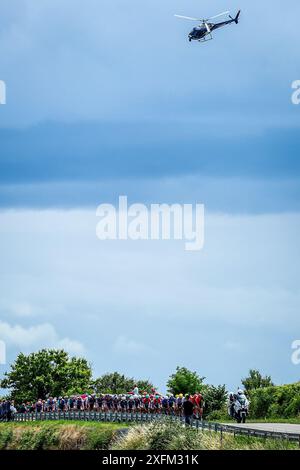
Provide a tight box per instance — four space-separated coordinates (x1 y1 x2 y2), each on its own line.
249 382 300 419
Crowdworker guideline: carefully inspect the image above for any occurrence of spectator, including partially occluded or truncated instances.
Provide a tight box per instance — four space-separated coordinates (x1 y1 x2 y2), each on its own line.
183 394 194 425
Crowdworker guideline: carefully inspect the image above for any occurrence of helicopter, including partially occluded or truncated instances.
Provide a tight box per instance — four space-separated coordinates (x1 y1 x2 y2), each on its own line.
175 10 241 42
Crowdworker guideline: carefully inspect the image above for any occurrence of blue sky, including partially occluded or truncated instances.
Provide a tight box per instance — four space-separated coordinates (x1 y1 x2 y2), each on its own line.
0 0 300 392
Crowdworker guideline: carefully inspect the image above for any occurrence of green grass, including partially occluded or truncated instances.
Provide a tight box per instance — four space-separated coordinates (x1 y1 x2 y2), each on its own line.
0 421 127 450
0 420 298 450
112 421 300 451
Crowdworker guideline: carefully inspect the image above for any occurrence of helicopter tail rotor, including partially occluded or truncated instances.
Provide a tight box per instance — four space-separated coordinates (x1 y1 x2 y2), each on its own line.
229 10 241 24
234 10 241 24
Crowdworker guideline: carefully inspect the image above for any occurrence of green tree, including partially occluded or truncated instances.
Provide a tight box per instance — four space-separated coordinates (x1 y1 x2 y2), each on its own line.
167 367 205 396
0 349 92 403
242 369 274 393
202 384 228 417
93 372 153 395
135 380 154 394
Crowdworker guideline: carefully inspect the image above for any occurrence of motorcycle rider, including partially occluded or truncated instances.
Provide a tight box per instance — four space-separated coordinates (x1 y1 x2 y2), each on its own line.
228 389 249 422
237 388 248 403
236 389 249 421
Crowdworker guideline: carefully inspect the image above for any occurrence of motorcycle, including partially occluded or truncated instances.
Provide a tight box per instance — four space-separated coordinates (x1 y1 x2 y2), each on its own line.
233 396 249 423
228 394 249 424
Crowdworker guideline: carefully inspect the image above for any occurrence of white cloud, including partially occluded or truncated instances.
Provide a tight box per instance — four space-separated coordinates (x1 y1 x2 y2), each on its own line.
113 335 155 356
0 298 66 319
0 321 85 356
0 301 36 318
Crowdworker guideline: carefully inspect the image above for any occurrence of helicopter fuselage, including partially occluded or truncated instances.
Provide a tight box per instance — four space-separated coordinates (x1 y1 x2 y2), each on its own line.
188 18 236 41
188 25 208 41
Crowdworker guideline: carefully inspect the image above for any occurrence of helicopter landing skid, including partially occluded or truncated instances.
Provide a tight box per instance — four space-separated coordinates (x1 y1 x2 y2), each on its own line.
198 33 213 42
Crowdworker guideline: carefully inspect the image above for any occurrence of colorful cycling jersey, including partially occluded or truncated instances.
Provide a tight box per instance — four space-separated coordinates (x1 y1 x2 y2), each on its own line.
168 397 176 406
195 394 203 406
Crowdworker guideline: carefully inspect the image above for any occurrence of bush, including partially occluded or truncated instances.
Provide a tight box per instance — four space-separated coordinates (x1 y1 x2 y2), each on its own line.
85 428 116 450
17 427 59 450
249 382 300 419
112 421 206 450
0 422 119 450
205 410 228 422
0 427 13 450
202 385 227 418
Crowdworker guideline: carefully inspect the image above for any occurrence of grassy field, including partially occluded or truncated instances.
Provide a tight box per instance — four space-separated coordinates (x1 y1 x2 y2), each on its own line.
0 420 299 450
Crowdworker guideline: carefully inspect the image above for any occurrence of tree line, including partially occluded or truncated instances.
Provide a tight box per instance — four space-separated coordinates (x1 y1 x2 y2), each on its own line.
1 349 298 420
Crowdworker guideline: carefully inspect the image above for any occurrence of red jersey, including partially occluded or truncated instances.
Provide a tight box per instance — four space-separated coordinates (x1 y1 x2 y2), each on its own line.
195 394 203 406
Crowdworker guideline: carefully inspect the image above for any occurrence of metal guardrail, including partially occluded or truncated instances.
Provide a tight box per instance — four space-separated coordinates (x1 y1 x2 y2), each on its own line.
200 421 300 444
11 412 300 444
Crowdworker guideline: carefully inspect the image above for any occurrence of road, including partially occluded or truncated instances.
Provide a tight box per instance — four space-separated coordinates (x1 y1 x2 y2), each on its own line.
226 422 300 435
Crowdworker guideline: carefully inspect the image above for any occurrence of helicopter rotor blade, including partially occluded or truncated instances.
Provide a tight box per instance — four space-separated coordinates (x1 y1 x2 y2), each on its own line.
205 11 230 21
174 15 201 21
205 22 211 33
